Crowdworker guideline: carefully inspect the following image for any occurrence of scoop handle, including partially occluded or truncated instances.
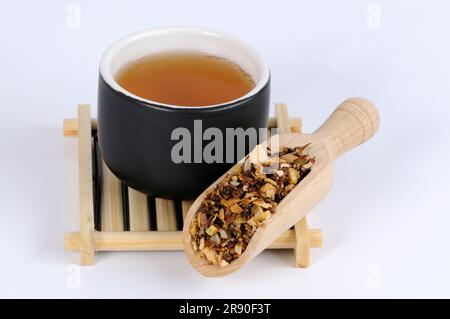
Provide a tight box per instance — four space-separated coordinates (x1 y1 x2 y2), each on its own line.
314 97 380 160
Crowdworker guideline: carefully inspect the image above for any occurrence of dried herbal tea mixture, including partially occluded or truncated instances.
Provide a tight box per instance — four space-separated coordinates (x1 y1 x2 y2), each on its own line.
190 144 315 267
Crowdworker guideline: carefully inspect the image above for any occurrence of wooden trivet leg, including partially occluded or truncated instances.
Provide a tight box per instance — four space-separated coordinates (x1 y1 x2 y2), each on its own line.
294 218 310 267
77 104 95 265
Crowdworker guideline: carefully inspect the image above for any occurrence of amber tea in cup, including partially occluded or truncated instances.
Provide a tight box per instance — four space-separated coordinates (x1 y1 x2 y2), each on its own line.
115 51 256 107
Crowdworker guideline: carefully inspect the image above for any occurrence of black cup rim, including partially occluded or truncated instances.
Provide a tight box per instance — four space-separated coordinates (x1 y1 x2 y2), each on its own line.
99 73 271 114
99 26 270 113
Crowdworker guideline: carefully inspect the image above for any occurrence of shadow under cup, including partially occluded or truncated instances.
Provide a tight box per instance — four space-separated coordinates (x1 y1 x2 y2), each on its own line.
98 27 270 199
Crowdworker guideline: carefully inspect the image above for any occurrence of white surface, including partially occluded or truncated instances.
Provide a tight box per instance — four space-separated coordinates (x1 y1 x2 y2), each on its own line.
1 0 449 298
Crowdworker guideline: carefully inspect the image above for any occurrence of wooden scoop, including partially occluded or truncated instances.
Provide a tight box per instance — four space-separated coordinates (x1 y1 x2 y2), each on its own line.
183 97 379 277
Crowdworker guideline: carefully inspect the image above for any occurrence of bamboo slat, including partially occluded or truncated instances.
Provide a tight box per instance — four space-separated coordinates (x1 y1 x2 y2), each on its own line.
65 229 322 251
181 201 193 221
100 160 124 231
64 117 298 137
77 105 95 265
63 118 97 136
155 198 177 231
267 117 301 133
128 188 150 231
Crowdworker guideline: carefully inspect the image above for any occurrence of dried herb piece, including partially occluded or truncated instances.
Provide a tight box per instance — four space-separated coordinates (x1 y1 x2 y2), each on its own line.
190 144 315 266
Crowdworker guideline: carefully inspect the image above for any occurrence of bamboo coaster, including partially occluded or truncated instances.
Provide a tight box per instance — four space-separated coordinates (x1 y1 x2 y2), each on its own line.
63 104 323 267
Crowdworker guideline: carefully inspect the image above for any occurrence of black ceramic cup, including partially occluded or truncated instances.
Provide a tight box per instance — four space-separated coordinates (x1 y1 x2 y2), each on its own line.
98 27 270 199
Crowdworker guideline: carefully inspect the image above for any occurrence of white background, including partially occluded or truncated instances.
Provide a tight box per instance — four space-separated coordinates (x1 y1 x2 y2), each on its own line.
1 0 449 298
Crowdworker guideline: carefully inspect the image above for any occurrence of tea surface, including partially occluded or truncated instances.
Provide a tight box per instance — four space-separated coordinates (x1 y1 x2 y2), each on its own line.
116 51 255 107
